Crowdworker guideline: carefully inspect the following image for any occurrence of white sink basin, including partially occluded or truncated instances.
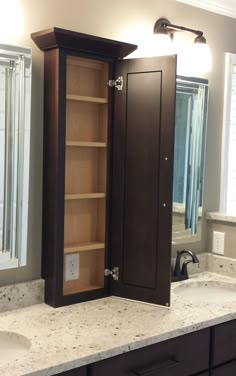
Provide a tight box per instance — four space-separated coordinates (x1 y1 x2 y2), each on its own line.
0 331 31 364
173 280 236 303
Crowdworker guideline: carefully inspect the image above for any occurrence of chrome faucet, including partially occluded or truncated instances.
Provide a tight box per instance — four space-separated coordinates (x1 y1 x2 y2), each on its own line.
172 250 199 282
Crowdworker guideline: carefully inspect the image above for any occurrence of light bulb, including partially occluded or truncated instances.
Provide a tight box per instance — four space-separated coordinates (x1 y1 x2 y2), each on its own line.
192 43 212 73
154 34 174 56
126 34 174 59
177 42 212 76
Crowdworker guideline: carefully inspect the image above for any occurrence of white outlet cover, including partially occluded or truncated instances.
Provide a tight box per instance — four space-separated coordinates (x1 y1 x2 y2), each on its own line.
213 231 225 255
65 254 80 281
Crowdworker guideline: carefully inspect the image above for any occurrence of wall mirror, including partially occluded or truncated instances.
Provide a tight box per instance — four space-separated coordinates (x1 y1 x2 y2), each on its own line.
172 75 209 244
0 44 31 269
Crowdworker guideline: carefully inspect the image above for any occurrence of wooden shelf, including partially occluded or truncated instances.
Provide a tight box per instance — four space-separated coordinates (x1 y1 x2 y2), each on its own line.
64 242 105 254
66 141 107 148
63 55 108 298
78 284 103 292
64 283 103 295
65 193 106 200
66 94 108 104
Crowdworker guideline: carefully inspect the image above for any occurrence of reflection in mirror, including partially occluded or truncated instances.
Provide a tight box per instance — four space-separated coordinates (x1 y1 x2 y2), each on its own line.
0 44 31 269
172 76 209 244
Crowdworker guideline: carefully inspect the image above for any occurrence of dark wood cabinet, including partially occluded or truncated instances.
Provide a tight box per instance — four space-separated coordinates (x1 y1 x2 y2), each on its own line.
211 319 236 366
211 361 236 376
110 57 176 306
90 329 210 376
56 367 87 376
31 27 177 308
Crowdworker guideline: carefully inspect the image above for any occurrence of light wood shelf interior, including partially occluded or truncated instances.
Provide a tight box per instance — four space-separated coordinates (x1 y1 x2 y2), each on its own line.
63 248 105 295
66 94 108 104
63 55 108 296
65 148 107 195
66 141 107 148
65 193 106 200
66 56 108 99
66 101 107 144
64 199 105 246
64 242 105 254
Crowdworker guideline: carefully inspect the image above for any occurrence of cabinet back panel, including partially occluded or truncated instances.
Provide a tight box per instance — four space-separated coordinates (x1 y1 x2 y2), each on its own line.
64 199 105 246
66 56 108 98
123 71 161 289
63 248 105 295
65 148 107 194
66 101 108 143
63 55 108 299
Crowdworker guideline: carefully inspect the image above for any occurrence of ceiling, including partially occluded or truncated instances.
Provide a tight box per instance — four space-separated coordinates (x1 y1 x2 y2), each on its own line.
176 0 236 19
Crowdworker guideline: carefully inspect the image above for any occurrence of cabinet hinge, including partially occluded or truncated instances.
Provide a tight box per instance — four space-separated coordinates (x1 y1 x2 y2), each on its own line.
107 76 123 91
104 266 119 281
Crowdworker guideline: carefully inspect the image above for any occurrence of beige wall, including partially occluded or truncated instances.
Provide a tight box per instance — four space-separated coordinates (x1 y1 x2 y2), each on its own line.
1 0 236 284
207 221 236 259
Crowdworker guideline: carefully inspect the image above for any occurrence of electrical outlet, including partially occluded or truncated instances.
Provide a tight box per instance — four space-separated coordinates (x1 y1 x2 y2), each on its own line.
213 231 225 255
65 254 80 281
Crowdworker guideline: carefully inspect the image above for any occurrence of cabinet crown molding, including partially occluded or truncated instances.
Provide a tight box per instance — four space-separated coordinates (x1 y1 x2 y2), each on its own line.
31 27 137 59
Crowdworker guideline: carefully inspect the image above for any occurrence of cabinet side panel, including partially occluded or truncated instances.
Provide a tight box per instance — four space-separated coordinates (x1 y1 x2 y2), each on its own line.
42 48 65 306
123 72 161 288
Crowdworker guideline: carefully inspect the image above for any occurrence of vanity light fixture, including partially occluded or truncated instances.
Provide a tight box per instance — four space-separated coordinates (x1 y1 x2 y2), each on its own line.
153 17 212 74
153 18 207 44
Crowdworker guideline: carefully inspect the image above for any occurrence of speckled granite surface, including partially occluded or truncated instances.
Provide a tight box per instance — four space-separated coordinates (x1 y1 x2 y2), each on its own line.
206 211 236 223
0 272 236 376
207 253 236 278
0 280 44 313
172 252 236 277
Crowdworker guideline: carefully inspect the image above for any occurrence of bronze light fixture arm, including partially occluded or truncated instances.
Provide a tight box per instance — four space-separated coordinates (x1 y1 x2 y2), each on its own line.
153 18 206 43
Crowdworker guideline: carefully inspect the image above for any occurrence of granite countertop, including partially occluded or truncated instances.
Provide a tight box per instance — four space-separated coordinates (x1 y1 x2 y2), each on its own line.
1 272 236 376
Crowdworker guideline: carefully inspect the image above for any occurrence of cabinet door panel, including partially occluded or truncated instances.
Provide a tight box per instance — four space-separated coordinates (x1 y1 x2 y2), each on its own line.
212 320 236 366
90 329 209 376
123 71 162 289
110 55 177 306
211 361 236 376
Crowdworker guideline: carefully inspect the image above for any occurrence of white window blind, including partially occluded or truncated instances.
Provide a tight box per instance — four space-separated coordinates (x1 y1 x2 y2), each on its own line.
221 54 236 215
226 67 236 213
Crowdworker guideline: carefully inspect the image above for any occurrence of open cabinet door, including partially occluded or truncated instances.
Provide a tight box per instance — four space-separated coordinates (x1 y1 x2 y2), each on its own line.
110 55 177 306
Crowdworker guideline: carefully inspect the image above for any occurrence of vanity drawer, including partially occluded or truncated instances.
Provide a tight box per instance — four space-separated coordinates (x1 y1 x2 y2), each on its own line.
212 320 236 366
90 329 210 376
211 361 236 376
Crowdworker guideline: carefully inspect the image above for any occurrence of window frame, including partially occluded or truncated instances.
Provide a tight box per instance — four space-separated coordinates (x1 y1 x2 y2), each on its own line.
220 52 236 214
